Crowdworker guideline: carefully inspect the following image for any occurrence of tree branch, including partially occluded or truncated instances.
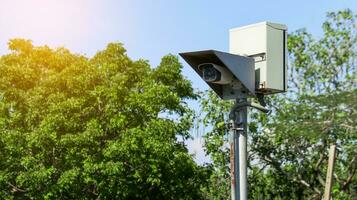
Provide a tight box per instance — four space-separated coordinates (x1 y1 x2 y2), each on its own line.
340 123 354 129
7 182 27 193
315 151 325 169
314 140 326 187
343 169 356 189
342 157 357 190
263 155 322 195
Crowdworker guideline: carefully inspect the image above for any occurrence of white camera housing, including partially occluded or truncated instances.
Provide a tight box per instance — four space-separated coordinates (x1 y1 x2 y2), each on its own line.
230 22 287 94
198 63 234 85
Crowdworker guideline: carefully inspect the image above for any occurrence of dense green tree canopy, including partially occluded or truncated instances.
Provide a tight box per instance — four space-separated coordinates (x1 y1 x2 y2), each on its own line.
200 9 356 200
0 40 209 199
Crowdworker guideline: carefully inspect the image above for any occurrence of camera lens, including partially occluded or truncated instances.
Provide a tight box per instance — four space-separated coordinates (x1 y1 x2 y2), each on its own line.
200 64 221 82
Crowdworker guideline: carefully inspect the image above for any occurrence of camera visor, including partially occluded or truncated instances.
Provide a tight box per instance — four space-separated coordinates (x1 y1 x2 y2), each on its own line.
200 64 221 82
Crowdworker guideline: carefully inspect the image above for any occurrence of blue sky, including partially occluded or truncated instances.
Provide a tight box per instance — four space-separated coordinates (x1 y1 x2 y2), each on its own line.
0 0 355 164
1 0 355 92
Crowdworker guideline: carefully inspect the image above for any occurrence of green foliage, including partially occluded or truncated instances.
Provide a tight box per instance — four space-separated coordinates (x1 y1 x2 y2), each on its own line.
199 91 232 199
0 40 208 199
200 9 356 200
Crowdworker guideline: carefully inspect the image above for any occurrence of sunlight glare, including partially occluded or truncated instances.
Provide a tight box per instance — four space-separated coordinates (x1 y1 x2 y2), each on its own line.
0 0 91 49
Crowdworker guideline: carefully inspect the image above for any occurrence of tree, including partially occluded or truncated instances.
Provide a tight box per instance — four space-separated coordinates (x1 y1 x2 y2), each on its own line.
0 40 210 199
200 9 356 200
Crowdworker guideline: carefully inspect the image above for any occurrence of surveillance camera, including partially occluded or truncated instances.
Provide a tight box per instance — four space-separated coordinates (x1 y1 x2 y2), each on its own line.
198 63 234 84
180 50 256 99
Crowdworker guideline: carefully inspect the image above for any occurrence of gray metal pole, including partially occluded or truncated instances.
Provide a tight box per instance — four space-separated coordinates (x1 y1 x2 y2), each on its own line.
238 102 248 200
230 119 240 200
230 98 248 200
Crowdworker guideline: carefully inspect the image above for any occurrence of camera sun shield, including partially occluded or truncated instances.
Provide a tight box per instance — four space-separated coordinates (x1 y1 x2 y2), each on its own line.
179 50 255 99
